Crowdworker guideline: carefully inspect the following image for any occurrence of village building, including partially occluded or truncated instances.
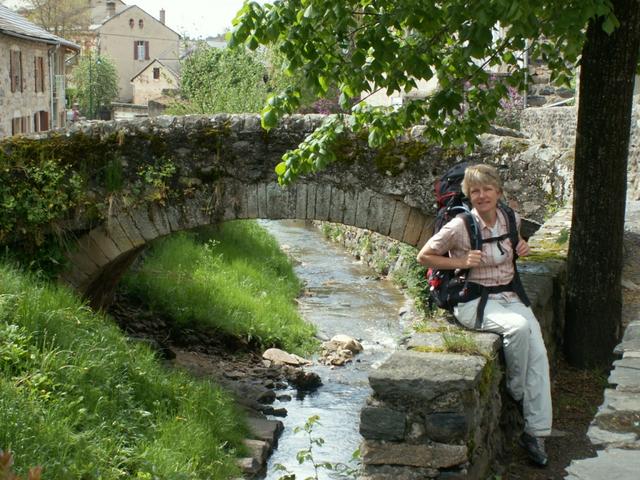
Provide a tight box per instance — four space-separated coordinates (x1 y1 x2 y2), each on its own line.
130 58 179 106
92 2 180 104
0 4 80 138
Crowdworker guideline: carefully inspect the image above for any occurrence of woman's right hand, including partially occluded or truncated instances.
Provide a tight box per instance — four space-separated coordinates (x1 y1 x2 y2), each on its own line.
463 250 484 268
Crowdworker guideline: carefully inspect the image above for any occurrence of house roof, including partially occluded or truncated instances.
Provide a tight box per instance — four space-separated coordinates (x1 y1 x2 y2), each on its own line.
0 5 80 51
131 58 180 82
97 4 181 38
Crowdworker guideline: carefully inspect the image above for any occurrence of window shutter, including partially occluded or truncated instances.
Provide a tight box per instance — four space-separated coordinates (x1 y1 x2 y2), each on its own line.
134 41 138 60
34 57 37 92
144 41 149 60
19 52 23 92
10 52 15 92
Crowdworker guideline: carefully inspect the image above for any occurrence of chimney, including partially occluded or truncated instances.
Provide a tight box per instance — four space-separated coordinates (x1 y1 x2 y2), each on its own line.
106 1 116 18
159 9 165 24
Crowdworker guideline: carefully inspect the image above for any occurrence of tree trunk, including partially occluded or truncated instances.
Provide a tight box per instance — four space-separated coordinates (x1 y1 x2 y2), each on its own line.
565 0 640 368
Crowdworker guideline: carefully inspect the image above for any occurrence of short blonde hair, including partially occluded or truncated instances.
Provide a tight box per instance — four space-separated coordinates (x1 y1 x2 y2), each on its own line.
461 164 503 197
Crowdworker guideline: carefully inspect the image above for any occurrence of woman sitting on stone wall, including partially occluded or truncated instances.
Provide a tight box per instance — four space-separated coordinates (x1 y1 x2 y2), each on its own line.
416 164 552 467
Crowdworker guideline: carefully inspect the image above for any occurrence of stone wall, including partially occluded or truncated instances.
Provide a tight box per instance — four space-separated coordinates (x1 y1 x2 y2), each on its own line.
521 106 640 199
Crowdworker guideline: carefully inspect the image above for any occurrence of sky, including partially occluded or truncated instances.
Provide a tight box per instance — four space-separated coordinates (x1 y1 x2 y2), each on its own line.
1 1 261 39
132 0 252 38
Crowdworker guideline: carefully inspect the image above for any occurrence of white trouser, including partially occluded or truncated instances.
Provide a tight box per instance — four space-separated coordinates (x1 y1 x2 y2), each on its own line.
454 294 552 437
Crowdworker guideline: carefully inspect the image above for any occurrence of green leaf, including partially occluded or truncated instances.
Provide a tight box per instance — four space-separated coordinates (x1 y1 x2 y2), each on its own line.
275 162 287 176
262 109 278 130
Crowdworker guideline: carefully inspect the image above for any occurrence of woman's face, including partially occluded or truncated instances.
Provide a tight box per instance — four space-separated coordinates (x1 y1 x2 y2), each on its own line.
468 183 501 216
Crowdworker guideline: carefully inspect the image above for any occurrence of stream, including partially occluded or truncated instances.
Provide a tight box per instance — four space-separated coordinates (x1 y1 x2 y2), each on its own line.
258 220 412 480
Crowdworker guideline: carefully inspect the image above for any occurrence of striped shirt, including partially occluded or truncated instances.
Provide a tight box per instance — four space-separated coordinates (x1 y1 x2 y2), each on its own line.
425 208 520 287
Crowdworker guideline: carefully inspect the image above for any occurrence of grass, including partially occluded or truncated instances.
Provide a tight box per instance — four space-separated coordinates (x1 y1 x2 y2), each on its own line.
0 261 247 480
121 221 318 355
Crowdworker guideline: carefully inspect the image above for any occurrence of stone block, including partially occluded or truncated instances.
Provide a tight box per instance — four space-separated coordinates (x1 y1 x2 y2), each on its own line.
257 183 268 218
295 183 308 220
403 208 427 246
88 227 122 260
246 184 259 218
76 233 110 268
360 406 406 441
314 184 332 221
389 202 411 241
424 412 469 442
104 218 135 252
114 211 147 247
366 194 395 237
368 350 486 405
266 182 290 219
149 204 171 236
343 190 357 226
306 183 317 219
328 187 345 223
355 190 373 229
565 448 640 479
609 359 640 392
129 208 161 242
362 440 467 469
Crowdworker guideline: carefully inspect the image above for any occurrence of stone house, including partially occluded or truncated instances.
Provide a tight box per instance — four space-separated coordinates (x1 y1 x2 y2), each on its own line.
0 4 80 138
93 2 180 103
130 58 179 106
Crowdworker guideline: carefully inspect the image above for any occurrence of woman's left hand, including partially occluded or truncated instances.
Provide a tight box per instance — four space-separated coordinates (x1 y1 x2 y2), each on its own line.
516 238 530 257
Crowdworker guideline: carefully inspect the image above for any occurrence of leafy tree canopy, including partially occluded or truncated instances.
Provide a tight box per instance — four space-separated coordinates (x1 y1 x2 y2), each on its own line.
171 43 328 115
228 0 619 185
71 54 119 119
172 45 273 114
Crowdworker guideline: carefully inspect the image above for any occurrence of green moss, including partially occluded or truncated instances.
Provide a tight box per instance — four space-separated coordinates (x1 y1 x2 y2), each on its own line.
372 139 430 175
478 357 498 400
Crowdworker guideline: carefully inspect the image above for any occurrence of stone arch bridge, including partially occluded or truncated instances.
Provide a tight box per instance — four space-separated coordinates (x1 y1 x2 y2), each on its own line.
27 114 569 307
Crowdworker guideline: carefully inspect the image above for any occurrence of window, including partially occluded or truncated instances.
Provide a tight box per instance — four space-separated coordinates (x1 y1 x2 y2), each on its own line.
134 41 149 60
129 18 134 28
34 56 45 93
153 67 160 79
10 50 23 93
11 116 30 135
34 111 49 132
138 19 144 29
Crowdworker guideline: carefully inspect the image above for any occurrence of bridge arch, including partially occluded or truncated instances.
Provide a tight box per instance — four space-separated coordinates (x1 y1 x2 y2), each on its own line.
61 180 435 307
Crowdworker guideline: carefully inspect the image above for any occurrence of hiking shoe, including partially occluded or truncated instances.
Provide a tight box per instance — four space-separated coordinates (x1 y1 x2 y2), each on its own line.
519 432 548 467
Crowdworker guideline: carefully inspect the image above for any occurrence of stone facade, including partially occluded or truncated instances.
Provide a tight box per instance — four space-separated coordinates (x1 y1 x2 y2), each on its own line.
131 59 179 105
96 5 180 102
0 13 78 138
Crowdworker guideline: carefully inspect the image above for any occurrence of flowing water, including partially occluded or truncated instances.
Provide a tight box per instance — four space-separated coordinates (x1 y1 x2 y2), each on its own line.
258 220 412 480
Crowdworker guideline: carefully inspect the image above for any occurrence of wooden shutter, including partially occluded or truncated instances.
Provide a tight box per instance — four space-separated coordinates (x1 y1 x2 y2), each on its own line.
10 51 16 92
134 41 138 60
37 57 44 93
144 41 149 60
40 111 49 131
19 51 23 92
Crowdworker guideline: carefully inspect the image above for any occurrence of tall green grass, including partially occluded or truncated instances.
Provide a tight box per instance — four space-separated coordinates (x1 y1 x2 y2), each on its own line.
121 221 318 355
0 262 246 479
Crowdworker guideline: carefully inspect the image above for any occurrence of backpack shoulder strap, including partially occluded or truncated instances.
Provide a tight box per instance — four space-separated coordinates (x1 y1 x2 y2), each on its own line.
461 210 481 251
498 203 519 258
